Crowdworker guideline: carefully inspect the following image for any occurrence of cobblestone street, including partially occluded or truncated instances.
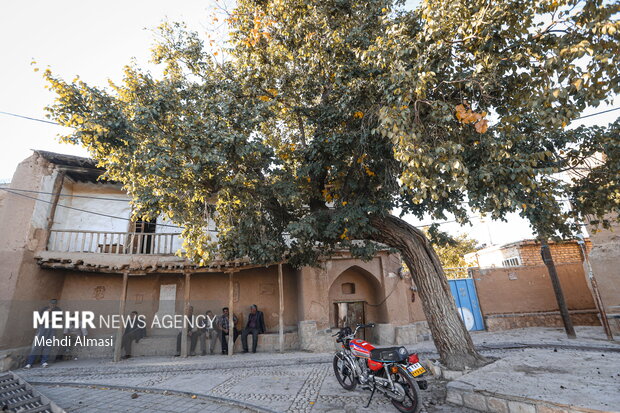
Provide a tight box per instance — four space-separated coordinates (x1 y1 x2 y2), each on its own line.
36 384 252 413
16 327 618 413
21 352 472 413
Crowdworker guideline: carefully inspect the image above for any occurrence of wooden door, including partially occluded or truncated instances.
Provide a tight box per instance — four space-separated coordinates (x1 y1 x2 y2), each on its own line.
335 301 366 339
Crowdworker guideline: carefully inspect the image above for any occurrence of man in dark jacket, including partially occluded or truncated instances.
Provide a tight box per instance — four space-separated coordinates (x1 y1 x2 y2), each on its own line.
121 311 146 359
241 304 266 353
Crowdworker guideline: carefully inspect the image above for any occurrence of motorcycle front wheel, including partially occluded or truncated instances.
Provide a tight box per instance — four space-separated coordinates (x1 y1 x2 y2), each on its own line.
390 366 422 413
332 353 357 391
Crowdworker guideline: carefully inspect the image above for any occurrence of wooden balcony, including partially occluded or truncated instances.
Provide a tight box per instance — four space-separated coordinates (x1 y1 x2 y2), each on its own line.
35 229 256 274
47 230 180 255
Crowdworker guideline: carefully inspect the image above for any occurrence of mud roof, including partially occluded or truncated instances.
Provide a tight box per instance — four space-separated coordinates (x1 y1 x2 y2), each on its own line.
34 150 106 183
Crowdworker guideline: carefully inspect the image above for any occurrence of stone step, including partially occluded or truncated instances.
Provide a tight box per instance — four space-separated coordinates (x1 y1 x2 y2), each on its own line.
0 372 63 413
7 395 41 410
0 387 29 403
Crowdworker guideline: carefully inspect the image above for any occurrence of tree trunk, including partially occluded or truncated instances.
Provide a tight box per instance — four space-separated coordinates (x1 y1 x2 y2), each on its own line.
369 214 487 370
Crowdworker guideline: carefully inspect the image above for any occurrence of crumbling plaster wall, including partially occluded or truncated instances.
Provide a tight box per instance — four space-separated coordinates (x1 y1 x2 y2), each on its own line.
0 153 66 351
587 218 620 316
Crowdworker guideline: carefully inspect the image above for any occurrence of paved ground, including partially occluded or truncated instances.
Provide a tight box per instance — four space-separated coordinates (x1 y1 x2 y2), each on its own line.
21 354 474 413
448 348 620 412
16 327 619 413
36 384 252 413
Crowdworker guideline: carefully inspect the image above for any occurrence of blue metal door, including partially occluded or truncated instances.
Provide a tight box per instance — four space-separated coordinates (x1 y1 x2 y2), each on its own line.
448 278 485 331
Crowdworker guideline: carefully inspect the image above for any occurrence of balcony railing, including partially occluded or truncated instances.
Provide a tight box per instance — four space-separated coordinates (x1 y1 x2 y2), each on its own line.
47 230 180 255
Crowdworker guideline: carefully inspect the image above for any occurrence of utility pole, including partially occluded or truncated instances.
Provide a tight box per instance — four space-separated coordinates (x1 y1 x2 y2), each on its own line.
577 236 614 341
540 239 576 339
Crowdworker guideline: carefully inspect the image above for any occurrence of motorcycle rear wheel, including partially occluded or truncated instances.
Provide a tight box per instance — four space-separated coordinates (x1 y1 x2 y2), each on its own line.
332 353 357 391
390 366 422 413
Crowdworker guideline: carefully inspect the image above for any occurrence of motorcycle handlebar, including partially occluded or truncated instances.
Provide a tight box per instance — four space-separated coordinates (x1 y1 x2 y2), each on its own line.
356 323 376 329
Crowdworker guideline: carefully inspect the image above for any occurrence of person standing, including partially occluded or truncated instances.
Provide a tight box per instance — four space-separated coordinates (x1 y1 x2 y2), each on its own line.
121 311 146 359
25 299 62 368
241 304 266 354
218 307 238 354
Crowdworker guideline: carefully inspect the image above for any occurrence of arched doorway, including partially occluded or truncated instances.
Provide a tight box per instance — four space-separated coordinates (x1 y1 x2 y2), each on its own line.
328 266 387 337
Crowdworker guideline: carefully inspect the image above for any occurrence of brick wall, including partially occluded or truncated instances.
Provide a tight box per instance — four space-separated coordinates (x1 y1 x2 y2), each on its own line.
518 240 592 266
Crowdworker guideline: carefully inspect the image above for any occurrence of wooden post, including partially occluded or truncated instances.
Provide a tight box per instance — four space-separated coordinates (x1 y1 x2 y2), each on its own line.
181 271 191 357
278 263 284 353
578 239 614 341
113 271 129 362
43 171 65 249
228 271 234 356
541 239 576 339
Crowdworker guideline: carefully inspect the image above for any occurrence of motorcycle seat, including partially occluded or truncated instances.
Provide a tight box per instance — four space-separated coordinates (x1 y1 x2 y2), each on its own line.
369 346 408 362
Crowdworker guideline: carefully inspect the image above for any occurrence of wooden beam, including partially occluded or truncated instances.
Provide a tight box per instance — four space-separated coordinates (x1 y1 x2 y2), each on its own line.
278 263 284 353
579 240 614 341
113 271 129 362
228 271 234 356
181 272 191 357
43 171 65 248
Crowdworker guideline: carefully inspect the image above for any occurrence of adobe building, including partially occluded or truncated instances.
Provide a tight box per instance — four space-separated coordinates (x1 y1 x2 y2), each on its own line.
584 217 620 334
0 151 429 370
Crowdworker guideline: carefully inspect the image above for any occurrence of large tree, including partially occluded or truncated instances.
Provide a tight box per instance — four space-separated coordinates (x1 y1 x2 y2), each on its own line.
43 0 619 370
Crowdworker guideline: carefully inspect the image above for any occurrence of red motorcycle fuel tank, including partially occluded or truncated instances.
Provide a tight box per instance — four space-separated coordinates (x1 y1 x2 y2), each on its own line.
349 339 383 371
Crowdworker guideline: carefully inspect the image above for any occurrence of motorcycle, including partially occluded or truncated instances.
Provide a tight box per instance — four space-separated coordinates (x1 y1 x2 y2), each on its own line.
332 323 427 413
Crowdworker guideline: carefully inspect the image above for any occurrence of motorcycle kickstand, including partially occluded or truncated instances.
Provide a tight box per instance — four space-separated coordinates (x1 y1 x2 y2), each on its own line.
365 383 377 408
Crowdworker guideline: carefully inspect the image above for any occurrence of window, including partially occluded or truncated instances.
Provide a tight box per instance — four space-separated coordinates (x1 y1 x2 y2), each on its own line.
341 282 356 294
131 218 156 254
502 257 521 267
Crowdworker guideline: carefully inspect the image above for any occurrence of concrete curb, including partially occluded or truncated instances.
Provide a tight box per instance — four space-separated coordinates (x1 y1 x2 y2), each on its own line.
446 382 615 413
29 380 279 413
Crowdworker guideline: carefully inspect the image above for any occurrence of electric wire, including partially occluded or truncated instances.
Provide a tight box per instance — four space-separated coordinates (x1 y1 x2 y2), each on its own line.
1 185 468 230
4 187 129 202
0 110 60 125
0 187 187 230
1 106 619 126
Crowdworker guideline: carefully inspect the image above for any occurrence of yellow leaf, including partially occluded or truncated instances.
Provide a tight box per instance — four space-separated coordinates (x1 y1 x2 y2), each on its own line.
258 95 270 101
474 119 489 134
572 78 583 90
522 203 527 210
353 111 364 119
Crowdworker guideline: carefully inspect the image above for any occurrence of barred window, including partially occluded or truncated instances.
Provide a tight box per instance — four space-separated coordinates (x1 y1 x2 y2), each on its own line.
502 257 520 267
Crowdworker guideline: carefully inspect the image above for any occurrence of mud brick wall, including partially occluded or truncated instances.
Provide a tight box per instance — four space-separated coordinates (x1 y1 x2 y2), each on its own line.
471 263 599 330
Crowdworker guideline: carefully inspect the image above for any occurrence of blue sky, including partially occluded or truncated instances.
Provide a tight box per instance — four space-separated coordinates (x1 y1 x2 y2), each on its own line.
1 0 617 246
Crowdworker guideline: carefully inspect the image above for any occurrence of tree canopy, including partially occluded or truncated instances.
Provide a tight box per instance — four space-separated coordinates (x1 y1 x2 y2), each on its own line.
44 0 619 267
42 0 620 370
